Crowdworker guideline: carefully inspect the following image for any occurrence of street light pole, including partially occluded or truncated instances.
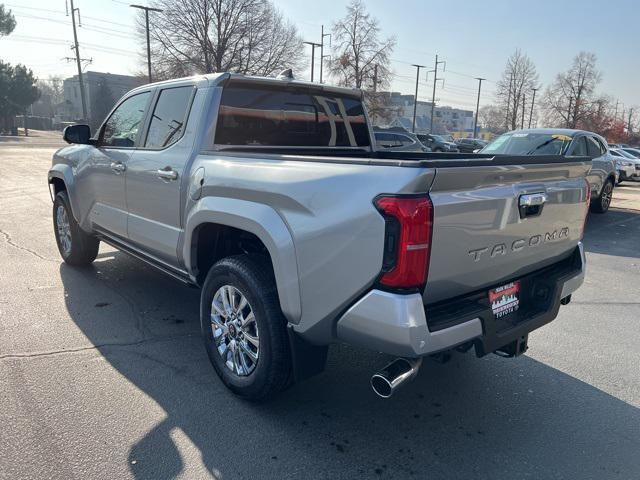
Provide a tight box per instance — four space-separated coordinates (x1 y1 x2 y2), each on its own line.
130 4 163 84
473 77 485 138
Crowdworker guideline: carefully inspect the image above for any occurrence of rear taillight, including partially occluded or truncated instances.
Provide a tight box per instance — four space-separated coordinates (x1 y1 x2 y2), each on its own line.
374 195 433 290
581 179 591 239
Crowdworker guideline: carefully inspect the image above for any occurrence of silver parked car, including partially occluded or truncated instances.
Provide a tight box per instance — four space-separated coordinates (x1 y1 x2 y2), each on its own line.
481 129 617 213
373 127 430 152
610 148 640 184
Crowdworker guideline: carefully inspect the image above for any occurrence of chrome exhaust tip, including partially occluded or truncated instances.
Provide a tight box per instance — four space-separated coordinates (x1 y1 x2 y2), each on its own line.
371 357 422 398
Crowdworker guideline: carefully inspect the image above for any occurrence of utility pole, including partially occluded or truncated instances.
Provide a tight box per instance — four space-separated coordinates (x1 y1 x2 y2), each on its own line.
614 99 619 120
411 64 426 133
68 0 87 121
628 108 633 136
567 96 573 128
303 41 322 82
521 93 525 129
473 77 485 138
130 4 163 84
528 87 538 128
429 55 445 133
319 26 331 83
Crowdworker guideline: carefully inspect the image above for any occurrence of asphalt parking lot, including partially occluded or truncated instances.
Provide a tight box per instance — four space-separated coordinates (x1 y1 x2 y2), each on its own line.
1 137 640 480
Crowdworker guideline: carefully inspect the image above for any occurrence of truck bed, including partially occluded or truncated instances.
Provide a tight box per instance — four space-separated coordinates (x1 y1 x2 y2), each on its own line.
209 146 589 168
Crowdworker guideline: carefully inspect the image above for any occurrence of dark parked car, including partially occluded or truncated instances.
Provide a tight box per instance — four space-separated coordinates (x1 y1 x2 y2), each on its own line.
373 127 430 152
480 128 616 214
416 133 458 152
456 138 488 153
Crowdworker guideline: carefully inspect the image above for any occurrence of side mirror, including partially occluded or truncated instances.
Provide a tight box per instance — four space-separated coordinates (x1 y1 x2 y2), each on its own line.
63 124 92 145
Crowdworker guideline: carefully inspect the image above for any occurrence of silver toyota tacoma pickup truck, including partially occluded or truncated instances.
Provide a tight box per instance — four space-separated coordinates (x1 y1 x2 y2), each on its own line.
49 73 590 400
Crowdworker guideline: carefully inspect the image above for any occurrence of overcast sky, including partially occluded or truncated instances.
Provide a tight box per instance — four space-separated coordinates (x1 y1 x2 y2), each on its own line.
1 0 638 112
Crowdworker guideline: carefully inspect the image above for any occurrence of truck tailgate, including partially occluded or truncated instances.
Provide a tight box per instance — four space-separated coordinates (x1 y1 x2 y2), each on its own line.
423 160 590 304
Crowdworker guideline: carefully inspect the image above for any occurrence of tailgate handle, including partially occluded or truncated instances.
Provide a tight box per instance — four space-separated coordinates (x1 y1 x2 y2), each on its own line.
519 192 547 219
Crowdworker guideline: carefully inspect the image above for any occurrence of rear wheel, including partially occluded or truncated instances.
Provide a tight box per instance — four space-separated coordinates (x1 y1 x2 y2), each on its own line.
53 191 99 265
200 255 291 401
590 179 613 214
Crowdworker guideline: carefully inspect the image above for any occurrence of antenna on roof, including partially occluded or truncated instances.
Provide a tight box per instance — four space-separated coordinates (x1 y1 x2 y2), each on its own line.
277 69 294 80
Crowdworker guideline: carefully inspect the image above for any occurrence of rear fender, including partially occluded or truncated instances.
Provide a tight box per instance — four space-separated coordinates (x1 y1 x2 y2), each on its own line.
183 197 301 324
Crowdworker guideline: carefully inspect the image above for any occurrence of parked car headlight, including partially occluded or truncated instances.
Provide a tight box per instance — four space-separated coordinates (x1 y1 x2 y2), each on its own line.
617 160 633 167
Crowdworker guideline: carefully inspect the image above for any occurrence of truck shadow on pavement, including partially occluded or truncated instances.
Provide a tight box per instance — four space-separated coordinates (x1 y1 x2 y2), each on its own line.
59 249 640 480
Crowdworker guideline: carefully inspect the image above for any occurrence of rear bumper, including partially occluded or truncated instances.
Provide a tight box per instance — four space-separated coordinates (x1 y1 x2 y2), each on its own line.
336 243 585 358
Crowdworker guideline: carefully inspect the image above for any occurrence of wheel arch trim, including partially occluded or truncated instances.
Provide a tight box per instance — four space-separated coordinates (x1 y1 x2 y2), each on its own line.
48 165 80 221
184 197 301 324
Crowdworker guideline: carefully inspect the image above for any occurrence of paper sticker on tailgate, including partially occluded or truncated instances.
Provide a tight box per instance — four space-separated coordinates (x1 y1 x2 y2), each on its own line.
489 281 520 318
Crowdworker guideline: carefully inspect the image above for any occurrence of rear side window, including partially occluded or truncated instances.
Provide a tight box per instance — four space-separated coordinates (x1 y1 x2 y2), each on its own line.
586 136 603 157
145 86 193 148
570 137 588 156
397 134 415 146
214 84 370 147
375 133 401 147
593 137 607 155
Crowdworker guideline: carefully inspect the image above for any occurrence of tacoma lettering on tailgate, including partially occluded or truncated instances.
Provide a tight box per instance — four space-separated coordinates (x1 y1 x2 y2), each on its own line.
468 227 570 262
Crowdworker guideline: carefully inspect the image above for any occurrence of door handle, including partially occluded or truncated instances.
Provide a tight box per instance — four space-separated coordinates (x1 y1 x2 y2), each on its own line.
157 168 178 181
110 162 126 173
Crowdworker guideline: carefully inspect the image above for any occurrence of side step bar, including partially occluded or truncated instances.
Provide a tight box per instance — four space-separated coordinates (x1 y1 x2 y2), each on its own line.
94 230 195 286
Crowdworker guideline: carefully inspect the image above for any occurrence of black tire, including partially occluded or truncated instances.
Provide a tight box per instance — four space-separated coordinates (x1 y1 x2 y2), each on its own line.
590 178 613 214
53 191 99 265
200 255 291 401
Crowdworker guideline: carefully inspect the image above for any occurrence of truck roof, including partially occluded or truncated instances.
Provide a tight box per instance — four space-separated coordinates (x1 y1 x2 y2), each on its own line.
128 72 363 99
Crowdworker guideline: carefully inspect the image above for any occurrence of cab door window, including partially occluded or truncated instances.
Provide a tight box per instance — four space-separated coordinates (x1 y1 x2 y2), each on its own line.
144 86 194 148
101 92 151 148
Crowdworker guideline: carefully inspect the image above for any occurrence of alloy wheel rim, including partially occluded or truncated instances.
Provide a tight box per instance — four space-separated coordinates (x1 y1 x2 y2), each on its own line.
211 285 259 376
56 204 72 256
602 184 612 209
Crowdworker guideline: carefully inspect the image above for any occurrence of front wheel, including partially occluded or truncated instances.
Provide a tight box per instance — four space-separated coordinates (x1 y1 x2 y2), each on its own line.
200 255 291 401
53 191 99 265
590 179 613 214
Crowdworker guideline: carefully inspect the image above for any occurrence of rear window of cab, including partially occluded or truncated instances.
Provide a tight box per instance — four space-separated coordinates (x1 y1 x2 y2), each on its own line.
213 84 370 148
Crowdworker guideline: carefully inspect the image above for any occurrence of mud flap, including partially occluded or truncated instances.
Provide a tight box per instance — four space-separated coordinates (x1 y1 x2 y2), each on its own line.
287 326 328 383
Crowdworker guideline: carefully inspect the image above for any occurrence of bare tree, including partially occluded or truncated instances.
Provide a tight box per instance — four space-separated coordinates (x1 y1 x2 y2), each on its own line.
478 104 505 133
541 52 602 129
495 49 539 131
140 0 304 80
329 0 395 90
